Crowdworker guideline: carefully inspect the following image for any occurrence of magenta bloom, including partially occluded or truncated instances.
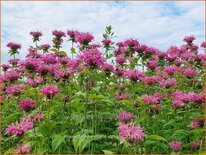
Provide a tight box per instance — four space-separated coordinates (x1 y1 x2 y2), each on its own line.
19 99 36 111
115 92 129 101
30 31 42 37
75 32 94 45
6 116 34 136
26 78 43 87
116 55 127 64
201 42 206 48
117 111 134 124
182 68 197 78
6 85 25 96
143 76 161 85
124 69 145 81
32 112 44 123
159 78 176 89
101 63 114 72
7 42 21 50
79 49 105 68
17 143 32 154
41 85 59 99
142 93 161 105
188 118 200 129
1 64 10 71
172 100 185 108
183 36 196 43
147 60 158 70
190 140 202 150
52 30 66 37
102 39 112 46
40 44 50 52
118 123 145 142
169 141 182 152
1 70 19 82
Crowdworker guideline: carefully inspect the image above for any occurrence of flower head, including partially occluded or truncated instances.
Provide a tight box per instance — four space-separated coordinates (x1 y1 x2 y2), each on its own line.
117 111 134 124
30 31 42 42
41 85 59 99
19 99 36 111
102 39 112 47
6 116 34 136
118 123 145 142
183 36 196 44
169 141 182 152
7 42 21 50
75 32 94 45
16 143 32 154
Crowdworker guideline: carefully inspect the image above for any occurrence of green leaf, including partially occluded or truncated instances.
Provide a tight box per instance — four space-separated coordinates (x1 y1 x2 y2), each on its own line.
147 134 168 142
52 133 66 152
4 148 16 154
71 47 76 54
50 48 57 52
59 51 68 56
103 150 114 154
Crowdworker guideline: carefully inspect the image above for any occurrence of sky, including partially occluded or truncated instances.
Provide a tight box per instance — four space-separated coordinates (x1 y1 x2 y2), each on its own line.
1 1 205 64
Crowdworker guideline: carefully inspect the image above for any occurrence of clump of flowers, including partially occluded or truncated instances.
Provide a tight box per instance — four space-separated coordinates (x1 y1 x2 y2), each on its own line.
79 49 105 68
75 32 94 45
117 111 134 124
16 143 32 154
6 116 34 136
169 141 182 152
41 85 59 99
6 85 25 96
19 99 36 111
190 140 202 150
118 123 145 142
124 69 145 81
159 78 176 89
115 92 129 101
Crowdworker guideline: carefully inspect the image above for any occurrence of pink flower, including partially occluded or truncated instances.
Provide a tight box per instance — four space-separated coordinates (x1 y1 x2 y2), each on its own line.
172 100 185 108
187 92 204 104
1 64 10 71
118 123 145 142
6 85 25 96
19 99 36 111
147 60 158 70
115 68 125 76
117 111 134 124
116 55 127 64
1 70 19 82
67 30 78 40
32 112 44 123
183 36 196 43
169 141 182 151
188 118 200 129
79 49 105 68
143 76 161 85
16 143 32 154
115 92 129 101
182 68 197 78
52 30 66 37
101 63 114 72
190 140 202 150
41 85 59 99
123 69 145 81
201 42 206 48
6 116 34 136
102 39 112 46
9 58 21 66
25 78 43 87
30 31 42 40
159 78 176 88
40 44 50 52
142 93 160 105
124 39 139 48
75 32 94 45
7 42 21 50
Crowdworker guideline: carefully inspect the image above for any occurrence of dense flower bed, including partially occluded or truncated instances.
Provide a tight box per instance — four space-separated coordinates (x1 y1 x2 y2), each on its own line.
0 26 205 154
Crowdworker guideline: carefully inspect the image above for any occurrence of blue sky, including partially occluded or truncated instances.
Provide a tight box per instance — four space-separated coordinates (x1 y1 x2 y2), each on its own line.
1 1 205 64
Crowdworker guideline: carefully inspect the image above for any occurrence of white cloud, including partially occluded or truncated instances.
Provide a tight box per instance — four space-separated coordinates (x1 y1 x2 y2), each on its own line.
1 1 205 64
